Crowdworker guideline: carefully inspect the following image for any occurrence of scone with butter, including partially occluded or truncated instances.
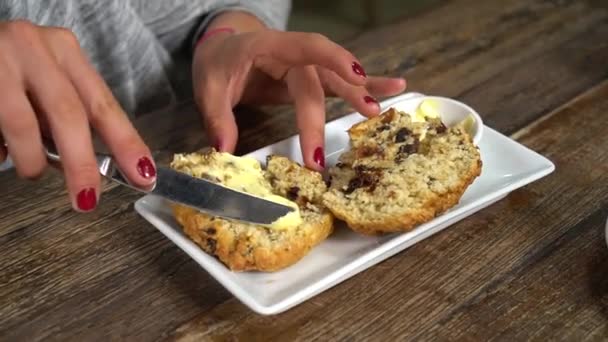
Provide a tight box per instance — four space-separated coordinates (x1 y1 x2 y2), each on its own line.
170 149 333 272
323 103 482 235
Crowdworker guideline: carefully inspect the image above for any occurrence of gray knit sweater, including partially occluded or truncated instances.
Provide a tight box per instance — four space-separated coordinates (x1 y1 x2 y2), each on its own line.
0 0 291 116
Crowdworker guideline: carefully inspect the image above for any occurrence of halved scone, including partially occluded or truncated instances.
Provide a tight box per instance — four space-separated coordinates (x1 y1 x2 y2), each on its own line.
323 108 482 235
170 150 333 272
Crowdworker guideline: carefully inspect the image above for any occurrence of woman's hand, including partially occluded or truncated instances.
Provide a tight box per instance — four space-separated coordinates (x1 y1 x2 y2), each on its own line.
192 28 406 170
0 20 155 211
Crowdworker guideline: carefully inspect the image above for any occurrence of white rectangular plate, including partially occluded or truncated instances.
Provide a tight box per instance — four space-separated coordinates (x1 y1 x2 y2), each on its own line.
135 93 555 315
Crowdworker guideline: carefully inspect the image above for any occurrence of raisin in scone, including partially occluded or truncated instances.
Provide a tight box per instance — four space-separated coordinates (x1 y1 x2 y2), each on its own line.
170 149 333 272
323 108 482 235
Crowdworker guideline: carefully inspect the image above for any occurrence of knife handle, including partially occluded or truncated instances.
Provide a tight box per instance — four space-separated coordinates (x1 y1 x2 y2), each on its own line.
43 141 153 193
44 143 110 175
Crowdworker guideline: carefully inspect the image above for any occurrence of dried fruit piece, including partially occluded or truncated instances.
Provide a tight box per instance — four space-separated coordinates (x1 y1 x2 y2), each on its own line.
436 122 447 134
395 139 420 162
376 124 391 132
394 127 411 143
343 167 382 194
286 186 300 201
206 238 217 253
356 144 383 158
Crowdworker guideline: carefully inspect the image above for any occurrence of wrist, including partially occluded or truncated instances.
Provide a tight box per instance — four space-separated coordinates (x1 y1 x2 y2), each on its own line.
193 10 267 55
195 27 236 47
208 10 267 33
193 26 236 64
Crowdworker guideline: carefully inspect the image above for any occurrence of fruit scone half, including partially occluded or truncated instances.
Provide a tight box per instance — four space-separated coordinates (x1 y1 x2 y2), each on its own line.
170 149 333 272
323 107 482 235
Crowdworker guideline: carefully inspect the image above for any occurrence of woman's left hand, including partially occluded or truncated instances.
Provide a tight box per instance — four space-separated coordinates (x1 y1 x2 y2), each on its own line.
192 29 406 171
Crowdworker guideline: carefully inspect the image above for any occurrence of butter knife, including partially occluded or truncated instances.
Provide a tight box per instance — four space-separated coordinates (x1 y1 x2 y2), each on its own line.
44 146 294 225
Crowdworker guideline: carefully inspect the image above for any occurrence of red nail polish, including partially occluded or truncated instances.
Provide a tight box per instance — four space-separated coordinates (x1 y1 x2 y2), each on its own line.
364 95 378 104
136 157 156 179
76 188 97 211
313 147 325 168
213 139 223 152
352 62 367 77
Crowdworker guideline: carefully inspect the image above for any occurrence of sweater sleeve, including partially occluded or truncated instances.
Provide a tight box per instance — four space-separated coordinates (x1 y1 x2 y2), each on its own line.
190 0 292 47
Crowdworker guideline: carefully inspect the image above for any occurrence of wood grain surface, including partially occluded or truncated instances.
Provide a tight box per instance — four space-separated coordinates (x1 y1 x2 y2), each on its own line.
1 0 607 340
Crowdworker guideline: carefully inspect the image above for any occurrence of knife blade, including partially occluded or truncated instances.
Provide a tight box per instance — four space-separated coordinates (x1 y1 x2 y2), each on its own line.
143 166 294 225
44 145 294 225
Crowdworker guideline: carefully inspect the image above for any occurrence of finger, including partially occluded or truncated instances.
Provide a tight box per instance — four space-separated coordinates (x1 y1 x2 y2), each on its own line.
0 74 47 179
365 76 407 97
20 38 100 212
285 66 326 171
319 69 381 118
195 76 239 152
44 27 156 188
255 31 368 87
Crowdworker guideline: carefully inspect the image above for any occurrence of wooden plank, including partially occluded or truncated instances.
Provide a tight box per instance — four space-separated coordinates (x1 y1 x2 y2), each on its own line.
169 82 608 340
0 184 233 341
345 0 608 134
424 209 608 341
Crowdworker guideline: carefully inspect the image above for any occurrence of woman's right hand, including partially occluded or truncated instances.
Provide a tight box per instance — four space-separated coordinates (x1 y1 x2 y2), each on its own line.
0 20 155 212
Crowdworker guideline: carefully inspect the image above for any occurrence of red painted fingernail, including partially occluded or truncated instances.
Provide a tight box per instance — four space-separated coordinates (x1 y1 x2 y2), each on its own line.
136 157 156 179
76 188 97 212
213 139 222 152
364 95 378 104
313 147 325 168
352 62 367 77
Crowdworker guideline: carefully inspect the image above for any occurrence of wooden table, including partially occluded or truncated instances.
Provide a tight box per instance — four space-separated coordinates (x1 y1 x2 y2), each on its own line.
2 0 608 340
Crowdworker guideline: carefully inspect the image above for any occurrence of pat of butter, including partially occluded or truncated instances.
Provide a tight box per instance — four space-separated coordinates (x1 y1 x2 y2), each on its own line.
461 114 475 136
188 153 302 230
413 99 440 123
410 99 476 139
410 99 441 140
